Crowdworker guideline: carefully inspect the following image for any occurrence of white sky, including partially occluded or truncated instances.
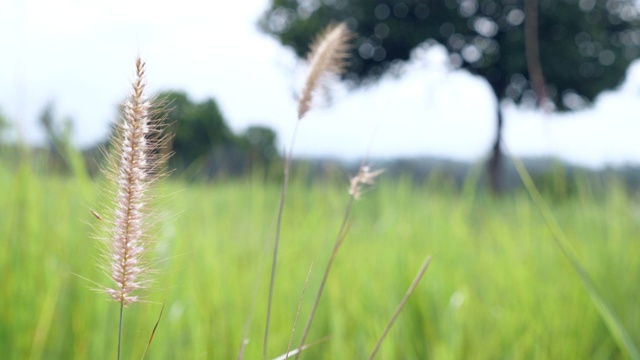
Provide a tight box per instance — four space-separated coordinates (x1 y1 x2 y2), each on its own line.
2 0 640 169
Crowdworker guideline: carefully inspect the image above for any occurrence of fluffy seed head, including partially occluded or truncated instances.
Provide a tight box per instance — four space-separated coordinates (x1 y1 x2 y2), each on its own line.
297 22 352 120
349 165 384 200
101 57 167 306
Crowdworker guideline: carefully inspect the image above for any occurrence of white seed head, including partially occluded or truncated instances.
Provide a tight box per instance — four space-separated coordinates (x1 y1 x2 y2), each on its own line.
349 165 384 200
100 57 166 306
297 22 352 120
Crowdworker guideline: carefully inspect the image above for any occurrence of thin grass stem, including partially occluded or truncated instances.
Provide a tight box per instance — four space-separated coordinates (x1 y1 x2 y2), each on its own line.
264 122 301 360
368 256 432 360
294 218 353 360
140 303 165 360
285 263 314 359
293 161 382 358
509 149 640 360
272 336 331 360
265 22 350 358
238 234 271 360
117 301 123 360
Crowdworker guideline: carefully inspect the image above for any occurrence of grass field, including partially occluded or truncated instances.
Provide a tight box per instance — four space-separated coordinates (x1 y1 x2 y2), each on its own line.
1 160 639 359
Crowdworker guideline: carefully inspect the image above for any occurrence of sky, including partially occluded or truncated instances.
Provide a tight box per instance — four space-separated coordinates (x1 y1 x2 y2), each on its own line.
2 0 640 169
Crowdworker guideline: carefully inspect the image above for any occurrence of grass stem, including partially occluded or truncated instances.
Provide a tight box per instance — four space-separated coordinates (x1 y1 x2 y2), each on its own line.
285 263 314 359
294 215 353 359
117 301 123 360
368 256 432 359
510 150 640 360
264 122 300 360
140 303 165 360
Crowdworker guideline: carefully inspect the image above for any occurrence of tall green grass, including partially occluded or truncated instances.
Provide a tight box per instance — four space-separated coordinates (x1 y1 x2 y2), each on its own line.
1 162 639 359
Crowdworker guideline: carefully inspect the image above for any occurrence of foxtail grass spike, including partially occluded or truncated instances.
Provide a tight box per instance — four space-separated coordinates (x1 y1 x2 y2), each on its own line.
297 22 351 120
264 23 351 359
98 56 169 360
348 165 384 200
101 57 167 306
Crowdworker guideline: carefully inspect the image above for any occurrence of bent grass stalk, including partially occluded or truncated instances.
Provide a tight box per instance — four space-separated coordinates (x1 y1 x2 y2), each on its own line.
140 303 165 360
368 256 432 359
99 57 169 360
509 149 639 360
263 22 351 359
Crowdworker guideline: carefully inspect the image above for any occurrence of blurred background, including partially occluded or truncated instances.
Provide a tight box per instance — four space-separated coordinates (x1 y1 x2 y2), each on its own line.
1 0 640 186
3 2 640 359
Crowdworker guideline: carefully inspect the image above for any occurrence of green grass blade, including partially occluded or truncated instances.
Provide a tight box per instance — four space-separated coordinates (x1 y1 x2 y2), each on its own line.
511 154 640 360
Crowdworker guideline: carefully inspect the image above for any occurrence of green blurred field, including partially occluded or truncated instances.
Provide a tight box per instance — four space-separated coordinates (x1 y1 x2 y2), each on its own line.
1 162 639 359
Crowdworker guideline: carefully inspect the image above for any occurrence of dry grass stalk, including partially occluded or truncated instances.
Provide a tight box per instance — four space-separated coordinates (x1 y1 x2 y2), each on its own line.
294 163 382 358
140 303 165 359
293 222 352 360
369 256 432 359
297 22 351 120
264 22 352 359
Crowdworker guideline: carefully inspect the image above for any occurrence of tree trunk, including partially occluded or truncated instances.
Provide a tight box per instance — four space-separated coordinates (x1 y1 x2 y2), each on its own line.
487 105 504 194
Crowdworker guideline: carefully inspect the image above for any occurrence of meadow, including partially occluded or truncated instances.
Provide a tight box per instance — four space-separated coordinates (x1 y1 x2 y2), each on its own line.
4 17 639 360
1 157 639 359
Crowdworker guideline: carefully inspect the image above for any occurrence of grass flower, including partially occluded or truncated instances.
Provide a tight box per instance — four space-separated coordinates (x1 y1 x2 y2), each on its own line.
297 22 351 120
348 165 385 200
104 57 161 306
99 56 168 359
263 22 352 359
294 163 382 358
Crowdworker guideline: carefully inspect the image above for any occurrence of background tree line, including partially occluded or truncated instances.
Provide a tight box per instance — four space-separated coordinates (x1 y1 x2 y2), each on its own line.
4 94 640 199
259 0 640 192
3 0 640 192
0 92 280 180
154 91 279 179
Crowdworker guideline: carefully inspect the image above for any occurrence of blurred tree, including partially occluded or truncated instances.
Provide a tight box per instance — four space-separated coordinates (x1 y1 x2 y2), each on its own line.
260 0 640 192
0 111 8 138
242 126 279 164
0 112 9 150
39 102 74 172
240 125 280 178
157 91 238 171
155 91 279 177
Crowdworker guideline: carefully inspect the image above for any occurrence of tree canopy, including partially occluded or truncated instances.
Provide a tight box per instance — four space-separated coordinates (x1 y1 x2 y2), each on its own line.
261 0 640 108
157 91 236 170
260 0 640 191
155 91 279 177
0 110 9 147
39 102 75 173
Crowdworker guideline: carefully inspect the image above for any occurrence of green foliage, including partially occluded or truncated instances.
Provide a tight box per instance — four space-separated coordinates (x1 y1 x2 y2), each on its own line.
513 155 639 360
260 0 640 108
531 161 575 201
0 110 9 140
240 125 279 165
39 102 73 171
36 103 88 180
155 91 280 178
157 91 237 170
2 164 639 359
